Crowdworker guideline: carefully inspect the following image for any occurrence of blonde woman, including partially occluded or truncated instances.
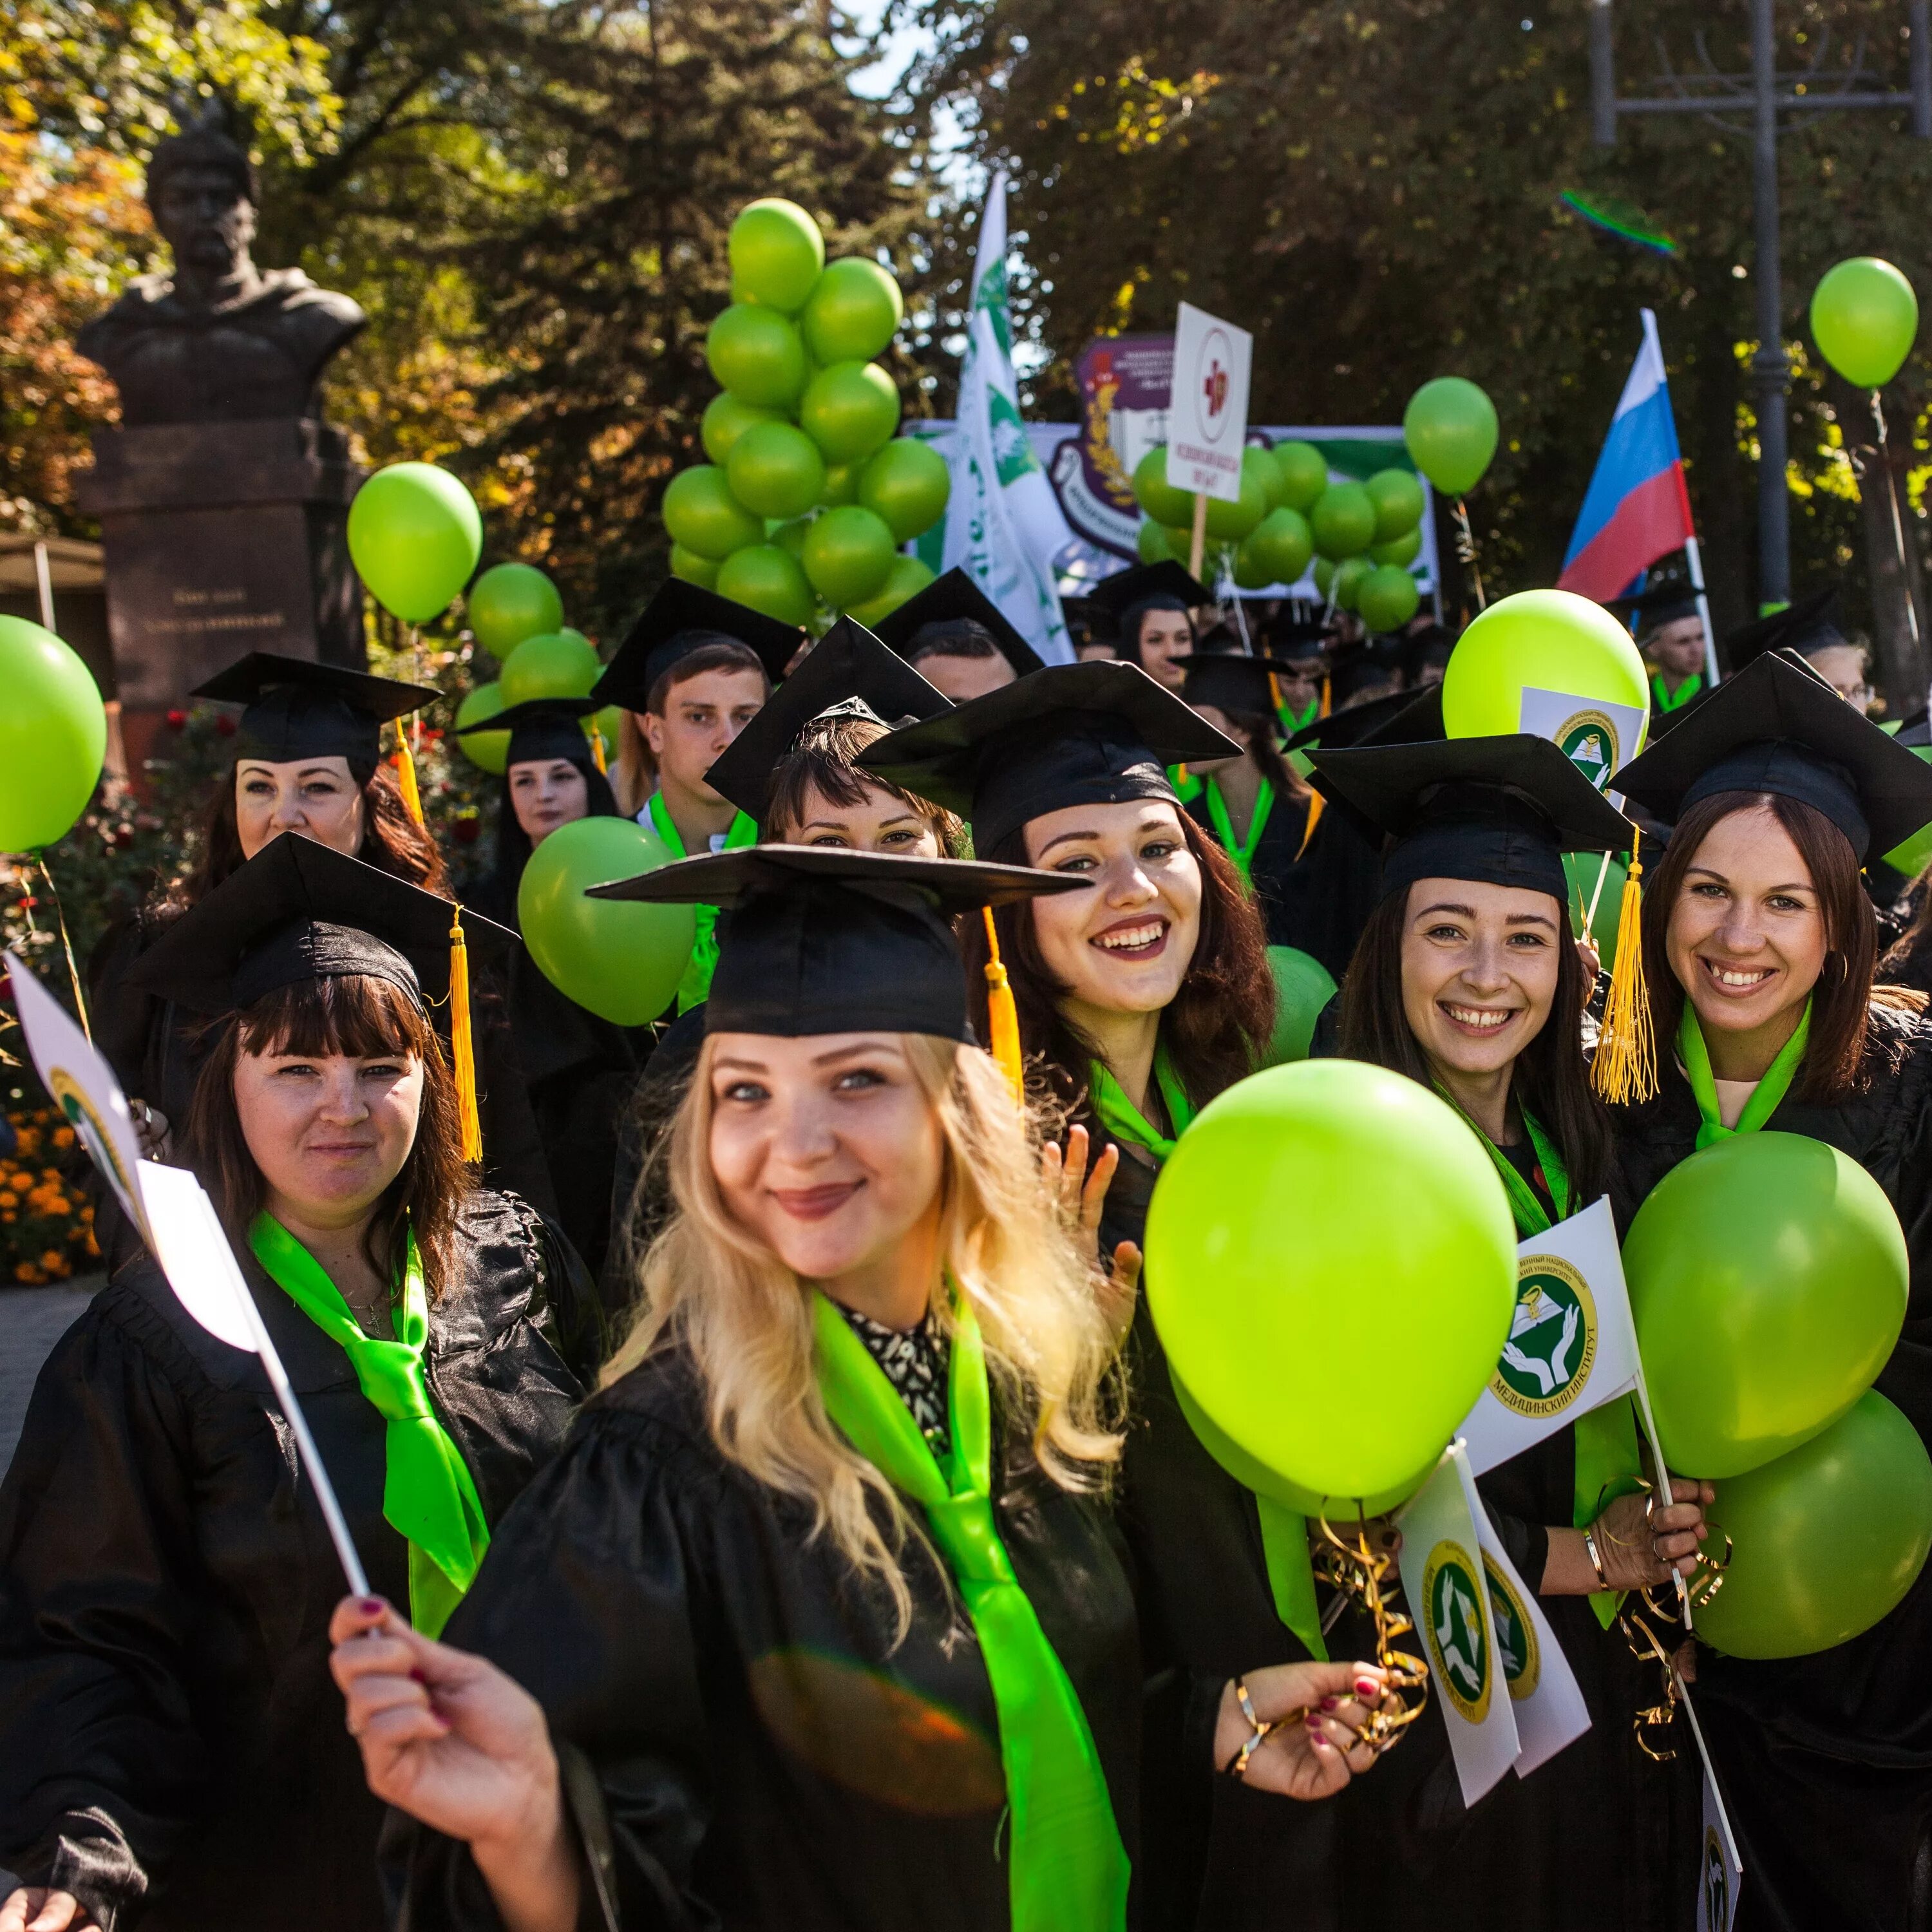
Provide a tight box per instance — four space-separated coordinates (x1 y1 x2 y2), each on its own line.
329 849 1392 1932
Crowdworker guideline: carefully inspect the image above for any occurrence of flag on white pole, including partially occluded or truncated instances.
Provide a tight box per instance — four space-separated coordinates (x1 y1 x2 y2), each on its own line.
1681 1680 1744 1930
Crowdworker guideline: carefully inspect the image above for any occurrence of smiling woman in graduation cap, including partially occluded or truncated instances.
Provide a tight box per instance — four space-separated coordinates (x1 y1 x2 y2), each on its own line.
327 847 1388 1932
0 836 596 1932
1609 648 1932 1932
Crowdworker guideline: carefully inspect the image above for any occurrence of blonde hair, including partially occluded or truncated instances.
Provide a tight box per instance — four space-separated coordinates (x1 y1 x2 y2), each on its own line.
601 1032 1124 1635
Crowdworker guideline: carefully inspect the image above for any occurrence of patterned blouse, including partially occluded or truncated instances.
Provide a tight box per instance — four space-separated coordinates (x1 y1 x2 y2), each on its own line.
840 1303 952 1457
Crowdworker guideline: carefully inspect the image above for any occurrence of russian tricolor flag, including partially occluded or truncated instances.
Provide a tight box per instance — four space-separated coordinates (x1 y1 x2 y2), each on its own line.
1558 310 1696 601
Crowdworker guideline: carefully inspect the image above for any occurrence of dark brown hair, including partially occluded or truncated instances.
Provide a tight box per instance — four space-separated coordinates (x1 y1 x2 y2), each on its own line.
1339 882 1614 1204
762 712 967 854
963 810 1274 1121
183 974 473 1302
1642 790 1879 1104
1218 706 1309 804
907 619 999 665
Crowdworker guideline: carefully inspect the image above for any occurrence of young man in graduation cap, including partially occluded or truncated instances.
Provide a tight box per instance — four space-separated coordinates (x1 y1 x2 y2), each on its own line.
871 566 1045 703
1611 582 1710 714
1084 560 1211 693
1262 611 1337 734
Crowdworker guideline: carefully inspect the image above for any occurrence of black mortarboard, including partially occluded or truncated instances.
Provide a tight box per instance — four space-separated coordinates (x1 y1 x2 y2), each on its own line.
457 696 601 771
1613 649 1932 861
591 580 802 711
872 568 1046 678
1189 621 1247 656
1609 582 1703 630
587 847 1085 1043
1307 735 1633 904
703 618 952 822
128 833 516 1014
1721 589 1850 675
1325 636 1408 708
857 661 1238 853
1265 615 1338 663
1177 652 1299 720
1283 683 1436 755
1085 562 1211 643
192 652 437 773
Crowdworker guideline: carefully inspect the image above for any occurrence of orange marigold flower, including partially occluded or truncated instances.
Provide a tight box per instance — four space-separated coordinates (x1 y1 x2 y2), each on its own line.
52 1126 75 1148
38 1249 68 1274
0 1191 15 1209
14 1262 40 1283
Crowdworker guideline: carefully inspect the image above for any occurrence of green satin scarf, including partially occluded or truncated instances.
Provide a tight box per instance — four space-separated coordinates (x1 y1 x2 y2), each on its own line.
1651 670 1704 713
1680 997 1811 1151
1088 1046 1195 1162
813 1291 1130 1932
249 1214 489 1637
1204 776 1276 891
645 793 759 1012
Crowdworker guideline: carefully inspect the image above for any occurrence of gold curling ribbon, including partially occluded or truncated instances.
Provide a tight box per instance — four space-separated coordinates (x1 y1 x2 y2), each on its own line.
1312 1505 1430 1752
1618 1604 1681 1761
981 907 1024 1100
448 909 483 1163
1591 827 1656 1104
392 724 426 829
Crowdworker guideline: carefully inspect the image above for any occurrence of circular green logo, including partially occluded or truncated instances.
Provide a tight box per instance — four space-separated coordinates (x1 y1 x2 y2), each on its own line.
1483 1551 1540 1700
1422 1540 1491 1723
1558 709 1619 792
1492 1256 1598 1419
1702 1826 1730 1929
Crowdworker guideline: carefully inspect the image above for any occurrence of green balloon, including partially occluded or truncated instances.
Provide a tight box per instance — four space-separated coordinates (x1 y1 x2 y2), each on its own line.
1245 442 1287 511
770 515 813 558
1811 256 1919 390
802 258 904 365
1441 589 1649 762
727 198 824 315
820 462 858 507
1203 454 1271 542
1365 468 1426 542
1370 527 1423 569
1356 564 1421 635
1403 377 1499 497
799 361 901 464
1273 440 1330 512
727 421 826 520
467 563 564 658
701 393 783 467
1145 1060 1517 1501
662 464 764 560
1563 849 1625 964
802 504 896 607
706 304 808 408
1332 555 1373 612
857 438 951 542
0 616 105 851
500 628 600 705
1133 446 1197 527
846 555 937 629
1137 519 1175 564
1247 507 1314 586
670 543 719 589
1693 1392 1932 1659
518 815 697 1023
1231 536 1277 591
1625 1132 1909 1477
347 462 483 623
453 682 510 775
1312 556 1336 600
1309 481 1378 560
1263 945 1337 1066
715 544 816 628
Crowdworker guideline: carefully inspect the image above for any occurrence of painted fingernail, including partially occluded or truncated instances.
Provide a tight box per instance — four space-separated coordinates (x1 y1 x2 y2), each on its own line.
360 1598 384 1616
1356 1678 1379 1697
1320 1697 1340 1712
409 1668 428 1685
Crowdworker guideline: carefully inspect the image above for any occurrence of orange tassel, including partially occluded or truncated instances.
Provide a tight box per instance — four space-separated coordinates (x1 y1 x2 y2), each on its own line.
1591 829 1656 1104
1268 671 1285 714
392 725 426 829
981 907 1024 1100
1296 789 1325 861
448 909 484 1162
590 724 609 775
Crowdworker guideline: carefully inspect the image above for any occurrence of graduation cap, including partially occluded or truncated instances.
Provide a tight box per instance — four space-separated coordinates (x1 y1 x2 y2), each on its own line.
1176 652 1301 721
1613 647 1932 862
1282 682 1435 755
1721 588 1850 675
1609 582 1703 631
702 617 952 824
457 696 602 772
193 652 438 773
1084 561 1211 641
591 580 802 712
1325 636 1408 708
587 847 1085 1063
1264 614 1338 664
871 567 1045 678
857 661 1238 853
1306 734 1632 904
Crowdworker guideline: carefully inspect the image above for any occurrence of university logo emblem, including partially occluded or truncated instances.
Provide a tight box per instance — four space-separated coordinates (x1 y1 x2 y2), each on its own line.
1491 1255 1598 1419
1482 1551 1541 1701
1421 1540 1491 1723
1702 1826 1730 1929
48 1068 137 1218
1557 709 1620 792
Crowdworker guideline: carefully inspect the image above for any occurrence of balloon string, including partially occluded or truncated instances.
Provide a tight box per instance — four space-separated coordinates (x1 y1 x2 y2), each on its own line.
1313 1504 1430 1751
1869 392 1924 667
1452 497 1488 612
35 854 91 1045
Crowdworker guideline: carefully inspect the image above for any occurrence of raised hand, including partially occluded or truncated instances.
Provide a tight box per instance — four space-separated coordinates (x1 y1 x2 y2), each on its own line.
1215 1660 1400 1801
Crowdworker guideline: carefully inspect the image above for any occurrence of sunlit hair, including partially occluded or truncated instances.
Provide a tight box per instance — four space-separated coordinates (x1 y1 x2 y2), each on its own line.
182 974 472 1302
610 636 770 816
601 1032 1124 1638
761 712 967 853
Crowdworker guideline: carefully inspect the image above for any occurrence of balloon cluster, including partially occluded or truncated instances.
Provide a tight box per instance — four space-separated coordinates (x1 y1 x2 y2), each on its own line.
1130 440 1426 634
661 199 949 629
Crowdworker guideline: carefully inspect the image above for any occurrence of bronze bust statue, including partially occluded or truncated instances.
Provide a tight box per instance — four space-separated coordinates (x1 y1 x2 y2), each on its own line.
77 111 365 426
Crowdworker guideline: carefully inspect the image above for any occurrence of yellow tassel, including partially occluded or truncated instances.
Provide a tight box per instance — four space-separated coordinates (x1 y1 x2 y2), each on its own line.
590 724 609 776
1175 762 1189 787
1591 829 1657 1105
981 907 1024 1100
393 725 426 829
1268 671 1285 713
1295 789 1324 861
448 909 484 1163
1319 676 1331 720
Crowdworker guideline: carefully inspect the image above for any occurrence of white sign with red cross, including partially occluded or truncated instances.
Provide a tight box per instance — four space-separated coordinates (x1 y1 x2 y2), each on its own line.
1166 301 1252 503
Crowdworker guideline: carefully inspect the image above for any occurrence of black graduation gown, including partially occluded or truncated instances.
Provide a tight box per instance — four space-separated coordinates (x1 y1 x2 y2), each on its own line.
1184 780 1313 949
1262 797 1385 983
1611 1005 1932 1932
0 1188 595 1932
379 1343 1145 1932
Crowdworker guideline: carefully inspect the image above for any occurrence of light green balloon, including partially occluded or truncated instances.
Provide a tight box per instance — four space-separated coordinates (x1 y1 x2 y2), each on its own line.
1365 467 1426 541
728 199 825 315
590 704 625 766
500 628 600 705
467 563 564 658
1247 507 1314 587
726 421 826 520
670 544 719 589
1309 481 1378 560
662 464 764 560
0 616 105 851
1133 446 1197 527
800 258 904 365
1440 589 1650 751
453 681 510 775
705 304 808 408
1693 1392 1932 1659
1202 457 1270 542
1332 555 1373 612
1273 440 1330 511
701 393 783 467
846 555 937 629
1403 377 1499 497
819 462 858 507
347 462 483 623
1245 442 1287 511
802 504 895 607
1625 1132 1909 1477
1145 1060 1517 1501
519 815 696 1024
1811 256 1919 390
1138 519 1174 564
1883 744 1932 875
1262 945 1336 1065
1370 527 1423 569
715 544 816 628
799 361 901 464
857 438 951 543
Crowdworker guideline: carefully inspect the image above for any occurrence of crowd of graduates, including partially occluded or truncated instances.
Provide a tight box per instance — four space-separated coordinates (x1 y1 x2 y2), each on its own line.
3 555 1931 1932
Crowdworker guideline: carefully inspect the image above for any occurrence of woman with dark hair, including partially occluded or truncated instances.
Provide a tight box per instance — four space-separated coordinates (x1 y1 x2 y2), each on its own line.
1082 562 1208 696
1609 652 1932 1932
0 838 594 1932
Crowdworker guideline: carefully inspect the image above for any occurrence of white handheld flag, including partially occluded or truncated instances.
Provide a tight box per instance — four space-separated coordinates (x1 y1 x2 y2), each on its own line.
1468 1501 1592 1775
1680 1680 1743 1931
1518 687 1648 797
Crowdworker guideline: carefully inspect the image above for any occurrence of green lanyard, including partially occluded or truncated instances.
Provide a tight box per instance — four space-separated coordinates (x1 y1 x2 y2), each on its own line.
813 1291 1130 1932
1282 695 1320 736
248 1215 489 1637
1651 670 1703 713
645 793 759 1012
1088 1045 1195 1162
1460 1103 1571 1237
1680 998 1811 1151
1203 775 1276 891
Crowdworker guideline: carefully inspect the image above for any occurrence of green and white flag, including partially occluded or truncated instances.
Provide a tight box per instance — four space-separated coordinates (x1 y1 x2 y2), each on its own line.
1397 1442 1520 1804
941 171 1073 664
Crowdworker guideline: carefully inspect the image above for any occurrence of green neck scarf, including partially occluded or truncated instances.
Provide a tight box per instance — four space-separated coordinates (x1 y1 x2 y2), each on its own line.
1652 669 1703 713
1089 1045 1195 1162
813 1291 1130 1932
1204 775 1276 891
646 793 759 1013
1461 1101 1571 1238
1680 998 1810 1151
249 1214 489 1637
1282 694 1321 736
1166 761 1203 806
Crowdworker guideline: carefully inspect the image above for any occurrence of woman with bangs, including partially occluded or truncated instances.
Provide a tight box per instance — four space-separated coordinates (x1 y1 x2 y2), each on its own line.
329 849 1390 1932
0 840 594 1932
